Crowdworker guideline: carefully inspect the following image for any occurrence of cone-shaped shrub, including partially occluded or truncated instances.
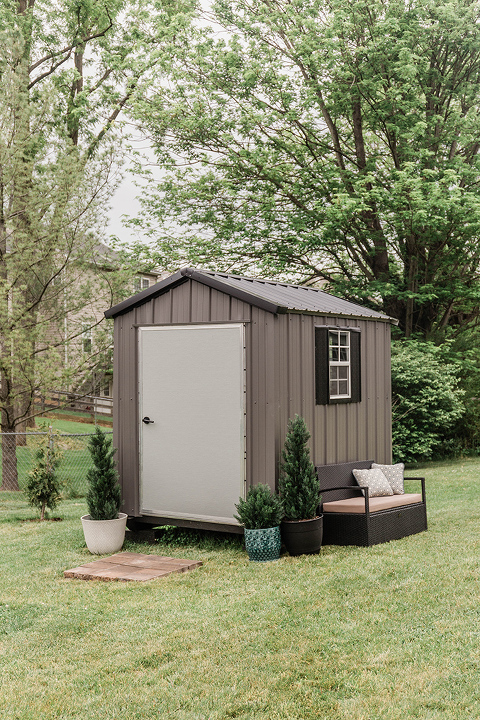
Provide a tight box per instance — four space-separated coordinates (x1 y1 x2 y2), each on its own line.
234 484 284 529
25 439 62 521
279 415 320 520
86 427 122 520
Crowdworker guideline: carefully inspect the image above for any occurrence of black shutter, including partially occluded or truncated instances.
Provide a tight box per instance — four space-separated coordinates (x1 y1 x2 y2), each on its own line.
350 330 361 403
315 327 329 405
315 326 361 405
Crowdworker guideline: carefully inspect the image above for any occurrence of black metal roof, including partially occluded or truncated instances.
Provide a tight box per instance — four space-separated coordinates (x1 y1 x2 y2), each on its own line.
105 267 395 322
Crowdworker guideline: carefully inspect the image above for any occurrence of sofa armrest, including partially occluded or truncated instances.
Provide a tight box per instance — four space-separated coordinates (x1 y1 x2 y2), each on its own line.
404 477 426 503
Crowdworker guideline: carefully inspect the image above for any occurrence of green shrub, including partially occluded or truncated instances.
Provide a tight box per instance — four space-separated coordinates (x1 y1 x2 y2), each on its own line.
86 428 122 520
25 438 62 521
234 484 284 529
279 415 320 520
391 341 465 462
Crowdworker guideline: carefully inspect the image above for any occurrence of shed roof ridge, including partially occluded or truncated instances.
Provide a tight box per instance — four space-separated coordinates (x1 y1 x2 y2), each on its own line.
105 266 396 323
193 268 388 315
200 268 325 292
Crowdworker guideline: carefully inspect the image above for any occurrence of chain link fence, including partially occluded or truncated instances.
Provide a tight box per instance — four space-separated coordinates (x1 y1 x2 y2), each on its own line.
0 430 113 497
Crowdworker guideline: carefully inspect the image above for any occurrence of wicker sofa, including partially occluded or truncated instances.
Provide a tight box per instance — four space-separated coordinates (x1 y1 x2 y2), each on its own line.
316 460 427 547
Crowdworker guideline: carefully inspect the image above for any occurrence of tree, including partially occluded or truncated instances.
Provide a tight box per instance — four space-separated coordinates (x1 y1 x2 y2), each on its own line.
129 0 480 340
391 341 465 462
86 427 121 521
0 0 191 489
24 430 62 521
279 415 320 521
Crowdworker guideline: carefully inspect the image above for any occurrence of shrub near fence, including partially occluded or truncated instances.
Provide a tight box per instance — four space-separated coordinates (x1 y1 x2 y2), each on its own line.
0 431 113 498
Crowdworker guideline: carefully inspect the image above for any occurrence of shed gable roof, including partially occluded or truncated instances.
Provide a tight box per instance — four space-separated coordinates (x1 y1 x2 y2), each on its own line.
105 267 395 322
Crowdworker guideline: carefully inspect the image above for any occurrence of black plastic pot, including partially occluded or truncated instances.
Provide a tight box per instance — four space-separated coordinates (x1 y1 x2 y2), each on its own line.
281 515 323 556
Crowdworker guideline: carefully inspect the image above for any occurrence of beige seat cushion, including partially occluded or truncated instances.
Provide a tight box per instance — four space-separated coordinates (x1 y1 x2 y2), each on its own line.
323 493 423 514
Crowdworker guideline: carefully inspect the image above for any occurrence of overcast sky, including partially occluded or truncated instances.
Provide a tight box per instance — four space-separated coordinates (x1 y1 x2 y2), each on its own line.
106 172 143 245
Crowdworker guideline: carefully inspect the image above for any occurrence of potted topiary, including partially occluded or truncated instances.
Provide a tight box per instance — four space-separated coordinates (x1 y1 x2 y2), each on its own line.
81 427 127 554
234 484 284 562
279 415 322 556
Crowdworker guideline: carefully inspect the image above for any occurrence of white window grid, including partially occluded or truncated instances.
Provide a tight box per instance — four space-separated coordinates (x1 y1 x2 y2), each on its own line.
134 275 150 293
82 323 92 354
329 330 350 399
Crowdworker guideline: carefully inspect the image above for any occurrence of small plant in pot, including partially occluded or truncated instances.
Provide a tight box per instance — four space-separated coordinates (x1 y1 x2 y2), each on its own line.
279 415 322 556
234 484 284 562
81 427 127 555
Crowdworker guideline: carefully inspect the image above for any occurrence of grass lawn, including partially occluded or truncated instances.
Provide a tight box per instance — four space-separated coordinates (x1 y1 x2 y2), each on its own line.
34 417 102 434
1 458 480 719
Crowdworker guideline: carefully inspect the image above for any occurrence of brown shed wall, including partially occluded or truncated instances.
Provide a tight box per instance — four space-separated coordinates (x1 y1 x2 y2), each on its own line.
112 279 392 518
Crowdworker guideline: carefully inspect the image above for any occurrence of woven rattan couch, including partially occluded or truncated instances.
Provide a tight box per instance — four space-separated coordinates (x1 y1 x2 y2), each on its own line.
316 460 427 547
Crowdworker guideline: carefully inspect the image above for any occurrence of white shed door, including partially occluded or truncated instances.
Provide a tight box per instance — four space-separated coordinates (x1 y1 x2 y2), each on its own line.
138 324 246 524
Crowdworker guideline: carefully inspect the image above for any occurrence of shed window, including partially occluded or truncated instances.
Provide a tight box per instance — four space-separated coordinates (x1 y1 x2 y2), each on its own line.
315 327 361 405
329 330 350 399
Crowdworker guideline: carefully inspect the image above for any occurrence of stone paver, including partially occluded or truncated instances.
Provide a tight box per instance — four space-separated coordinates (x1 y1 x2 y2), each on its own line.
64 552 202 582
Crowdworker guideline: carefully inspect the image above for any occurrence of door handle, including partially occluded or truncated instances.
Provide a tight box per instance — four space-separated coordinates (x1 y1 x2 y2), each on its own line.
142 416 154 424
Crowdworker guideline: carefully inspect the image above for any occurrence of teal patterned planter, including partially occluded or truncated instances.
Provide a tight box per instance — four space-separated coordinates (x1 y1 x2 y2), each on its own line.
244 526 281 562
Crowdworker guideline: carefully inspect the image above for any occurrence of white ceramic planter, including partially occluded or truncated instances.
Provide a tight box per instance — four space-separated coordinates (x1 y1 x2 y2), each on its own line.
81 513 128 555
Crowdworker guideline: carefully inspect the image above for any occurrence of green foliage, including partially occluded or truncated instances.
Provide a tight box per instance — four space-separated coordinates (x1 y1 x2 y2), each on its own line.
234 484 284 529
3 459 480 717
279 416 320 521
86 427 121 520
391 341 465 462
0 0 193 489
24 437 62 521
438 329 480 456
128 0 480 340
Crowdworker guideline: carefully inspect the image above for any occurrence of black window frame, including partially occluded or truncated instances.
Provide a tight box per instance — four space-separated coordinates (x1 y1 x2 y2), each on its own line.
315 326 361 405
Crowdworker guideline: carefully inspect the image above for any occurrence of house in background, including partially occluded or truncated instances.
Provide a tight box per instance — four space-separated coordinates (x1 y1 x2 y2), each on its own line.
43 241 165 409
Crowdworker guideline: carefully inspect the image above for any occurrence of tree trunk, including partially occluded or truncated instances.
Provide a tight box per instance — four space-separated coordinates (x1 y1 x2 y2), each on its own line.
1 432 19 491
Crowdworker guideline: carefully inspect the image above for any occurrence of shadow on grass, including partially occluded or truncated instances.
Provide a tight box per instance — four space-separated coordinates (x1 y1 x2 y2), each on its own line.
141 525 244 552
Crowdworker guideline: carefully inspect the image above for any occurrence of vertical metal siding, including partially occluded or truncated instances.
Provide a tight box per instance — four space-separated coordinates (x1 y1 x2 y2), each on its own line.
210 287 232 321
171 281 192 323
113 308 141 516
153 289 173 323
300 314 316 460
274 314 392 473
191 282 210 321
248 306 277 491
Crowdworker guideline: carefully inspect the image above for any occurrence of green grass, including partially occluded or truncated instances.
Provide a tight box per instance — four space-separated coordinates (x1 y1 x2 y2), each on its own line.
44 407 112 422
2 458 480 719
35 416 99 434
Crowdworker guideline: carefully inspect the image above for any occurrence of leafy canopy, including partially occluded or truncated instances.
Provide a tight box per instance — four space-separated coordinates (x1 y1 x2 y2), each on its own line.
391 341 465 462
129 0 480 339
0 0 193 489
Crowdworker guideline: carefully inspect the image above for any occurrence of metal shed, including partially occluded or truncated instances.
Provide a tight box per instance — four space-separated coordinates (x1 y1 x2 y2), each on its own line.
105 267 396 533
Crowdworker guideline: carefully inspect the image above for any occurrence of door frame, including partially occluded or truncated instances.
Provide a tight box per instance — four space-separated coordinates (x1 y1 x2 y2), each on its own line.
137 323 247 523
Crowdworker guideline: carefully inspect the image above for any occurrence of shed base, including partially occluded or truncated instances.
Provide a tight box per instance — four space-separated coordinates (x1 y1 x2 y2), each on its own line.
127 515 243 535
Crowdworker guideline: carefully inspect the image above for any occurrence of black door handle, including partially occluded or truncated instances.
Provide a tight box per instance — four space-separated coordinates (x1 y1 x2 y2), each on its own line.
142 416 154 424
